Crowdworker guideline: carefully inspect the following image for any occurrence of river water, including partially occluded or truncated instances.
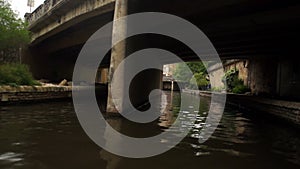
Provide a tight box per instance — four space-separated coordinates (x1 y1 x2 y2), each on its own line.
0 92 299 169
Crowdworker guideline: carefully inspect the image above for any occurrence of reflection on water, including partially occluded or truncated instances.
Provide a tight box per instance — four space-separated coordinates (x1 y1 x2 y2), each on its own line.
0 92 300 169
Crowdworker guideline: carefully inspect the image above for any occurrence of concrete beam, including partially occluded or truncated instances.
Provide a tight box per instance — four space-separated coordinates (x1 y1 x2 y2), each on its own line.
28 0 115 44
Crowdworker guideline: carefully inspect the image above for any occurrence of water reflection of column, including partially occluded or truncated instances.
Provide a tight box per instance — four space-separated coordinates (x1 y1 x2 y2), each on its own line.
170 90 173 109
159 92 175 128
199 93 226 143
99 118 123 169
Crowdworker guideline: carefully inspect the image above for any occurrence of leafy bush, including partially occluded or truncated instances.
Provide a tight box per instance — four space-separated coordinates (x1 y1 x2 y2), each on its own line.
222 68 238 90
0 64 40 86
232 84 250 94
223 68 250 94
189 72 209 90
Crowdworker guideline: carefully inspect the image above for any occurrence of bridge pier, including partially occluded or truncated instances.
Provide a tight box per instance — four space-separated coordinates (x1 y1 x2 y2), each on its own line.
276 58 300 100
128 69 163 110
106 0 163 113
106 0 128 113
246 57 299 100
249 57 278 96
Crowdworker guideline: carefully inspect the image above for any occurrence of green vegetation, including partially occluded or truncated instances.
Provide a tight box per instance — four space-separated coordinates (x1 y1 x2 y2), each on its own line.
0 1 36 86
173 62 251 94
211 86 226 92
173 62 209 90
222 68 250 94
232 83 250 94
0 64 40 86
189 72 209 90
0 0 30 63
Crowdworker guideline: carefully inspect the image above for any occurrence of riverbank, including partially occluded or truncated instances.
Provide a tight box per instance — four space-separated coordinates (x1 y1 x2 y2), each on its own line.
183 89 300 126
0 85 72 104
2 85 299 126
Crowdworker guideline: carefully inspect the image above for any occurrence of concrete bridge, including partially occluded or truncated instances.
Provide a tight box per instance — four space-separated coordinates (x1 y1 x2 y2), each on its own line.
24 0 300 112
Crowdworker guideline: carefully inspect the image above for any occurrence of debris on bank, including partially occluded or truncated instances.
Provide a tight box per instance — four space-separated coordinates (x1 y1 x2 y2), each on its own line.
0 79 72 104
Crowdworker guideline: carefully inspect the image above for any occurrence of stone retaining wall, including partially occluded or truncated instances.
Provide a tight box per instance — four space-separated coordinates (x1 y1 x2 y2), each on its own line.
0 86 72 103
226 94 300 126
183 89 300 126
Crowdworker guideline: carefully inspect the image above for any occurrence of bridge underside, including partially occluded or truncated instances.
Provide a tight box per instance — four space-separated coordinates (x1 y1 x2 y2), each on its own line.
24 0 300 109
24 10 114 81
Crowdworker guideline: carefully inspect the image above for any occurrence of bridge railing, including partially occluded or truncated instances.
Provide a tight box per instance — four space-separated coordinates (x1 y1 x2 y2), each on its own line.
25 0 64 25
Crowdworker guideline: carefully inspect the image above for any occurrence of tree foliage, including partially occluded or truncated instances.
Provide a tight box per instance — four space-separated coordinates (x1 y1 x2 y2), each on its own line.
189 72 210 90
0 0 30 63
222 68 250 94
173 62 209 89
173 63 191 82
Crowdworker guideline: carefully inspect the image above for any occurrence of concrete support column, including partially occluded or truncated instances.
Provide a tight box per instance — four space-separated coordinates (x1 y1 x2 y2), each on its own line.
249 57 278 96
277 58 300 100
128 69 163 110
106 0 163 113
106 0 128 113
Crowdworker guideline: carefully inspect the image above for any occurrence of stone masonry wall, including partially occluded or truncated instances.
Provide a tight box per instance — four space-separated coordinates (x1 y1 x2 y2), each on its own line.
0 86 72 103
183 89 300 126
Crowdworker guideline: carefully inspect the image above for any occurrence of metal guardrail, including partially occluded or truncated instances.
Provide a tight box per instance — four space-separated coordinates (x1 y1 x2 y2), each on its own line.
25 0 64 25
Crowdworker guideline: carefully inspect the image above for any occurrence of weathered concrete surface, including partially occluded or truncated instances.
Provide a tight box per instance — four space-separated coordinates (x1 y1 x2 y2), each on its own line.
27 0 115 43
129 69 163 109
23 10 114 81
277 58 300 100
106 0 128 113
207 63 225 89
26 0 300 60
248 57 278 96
